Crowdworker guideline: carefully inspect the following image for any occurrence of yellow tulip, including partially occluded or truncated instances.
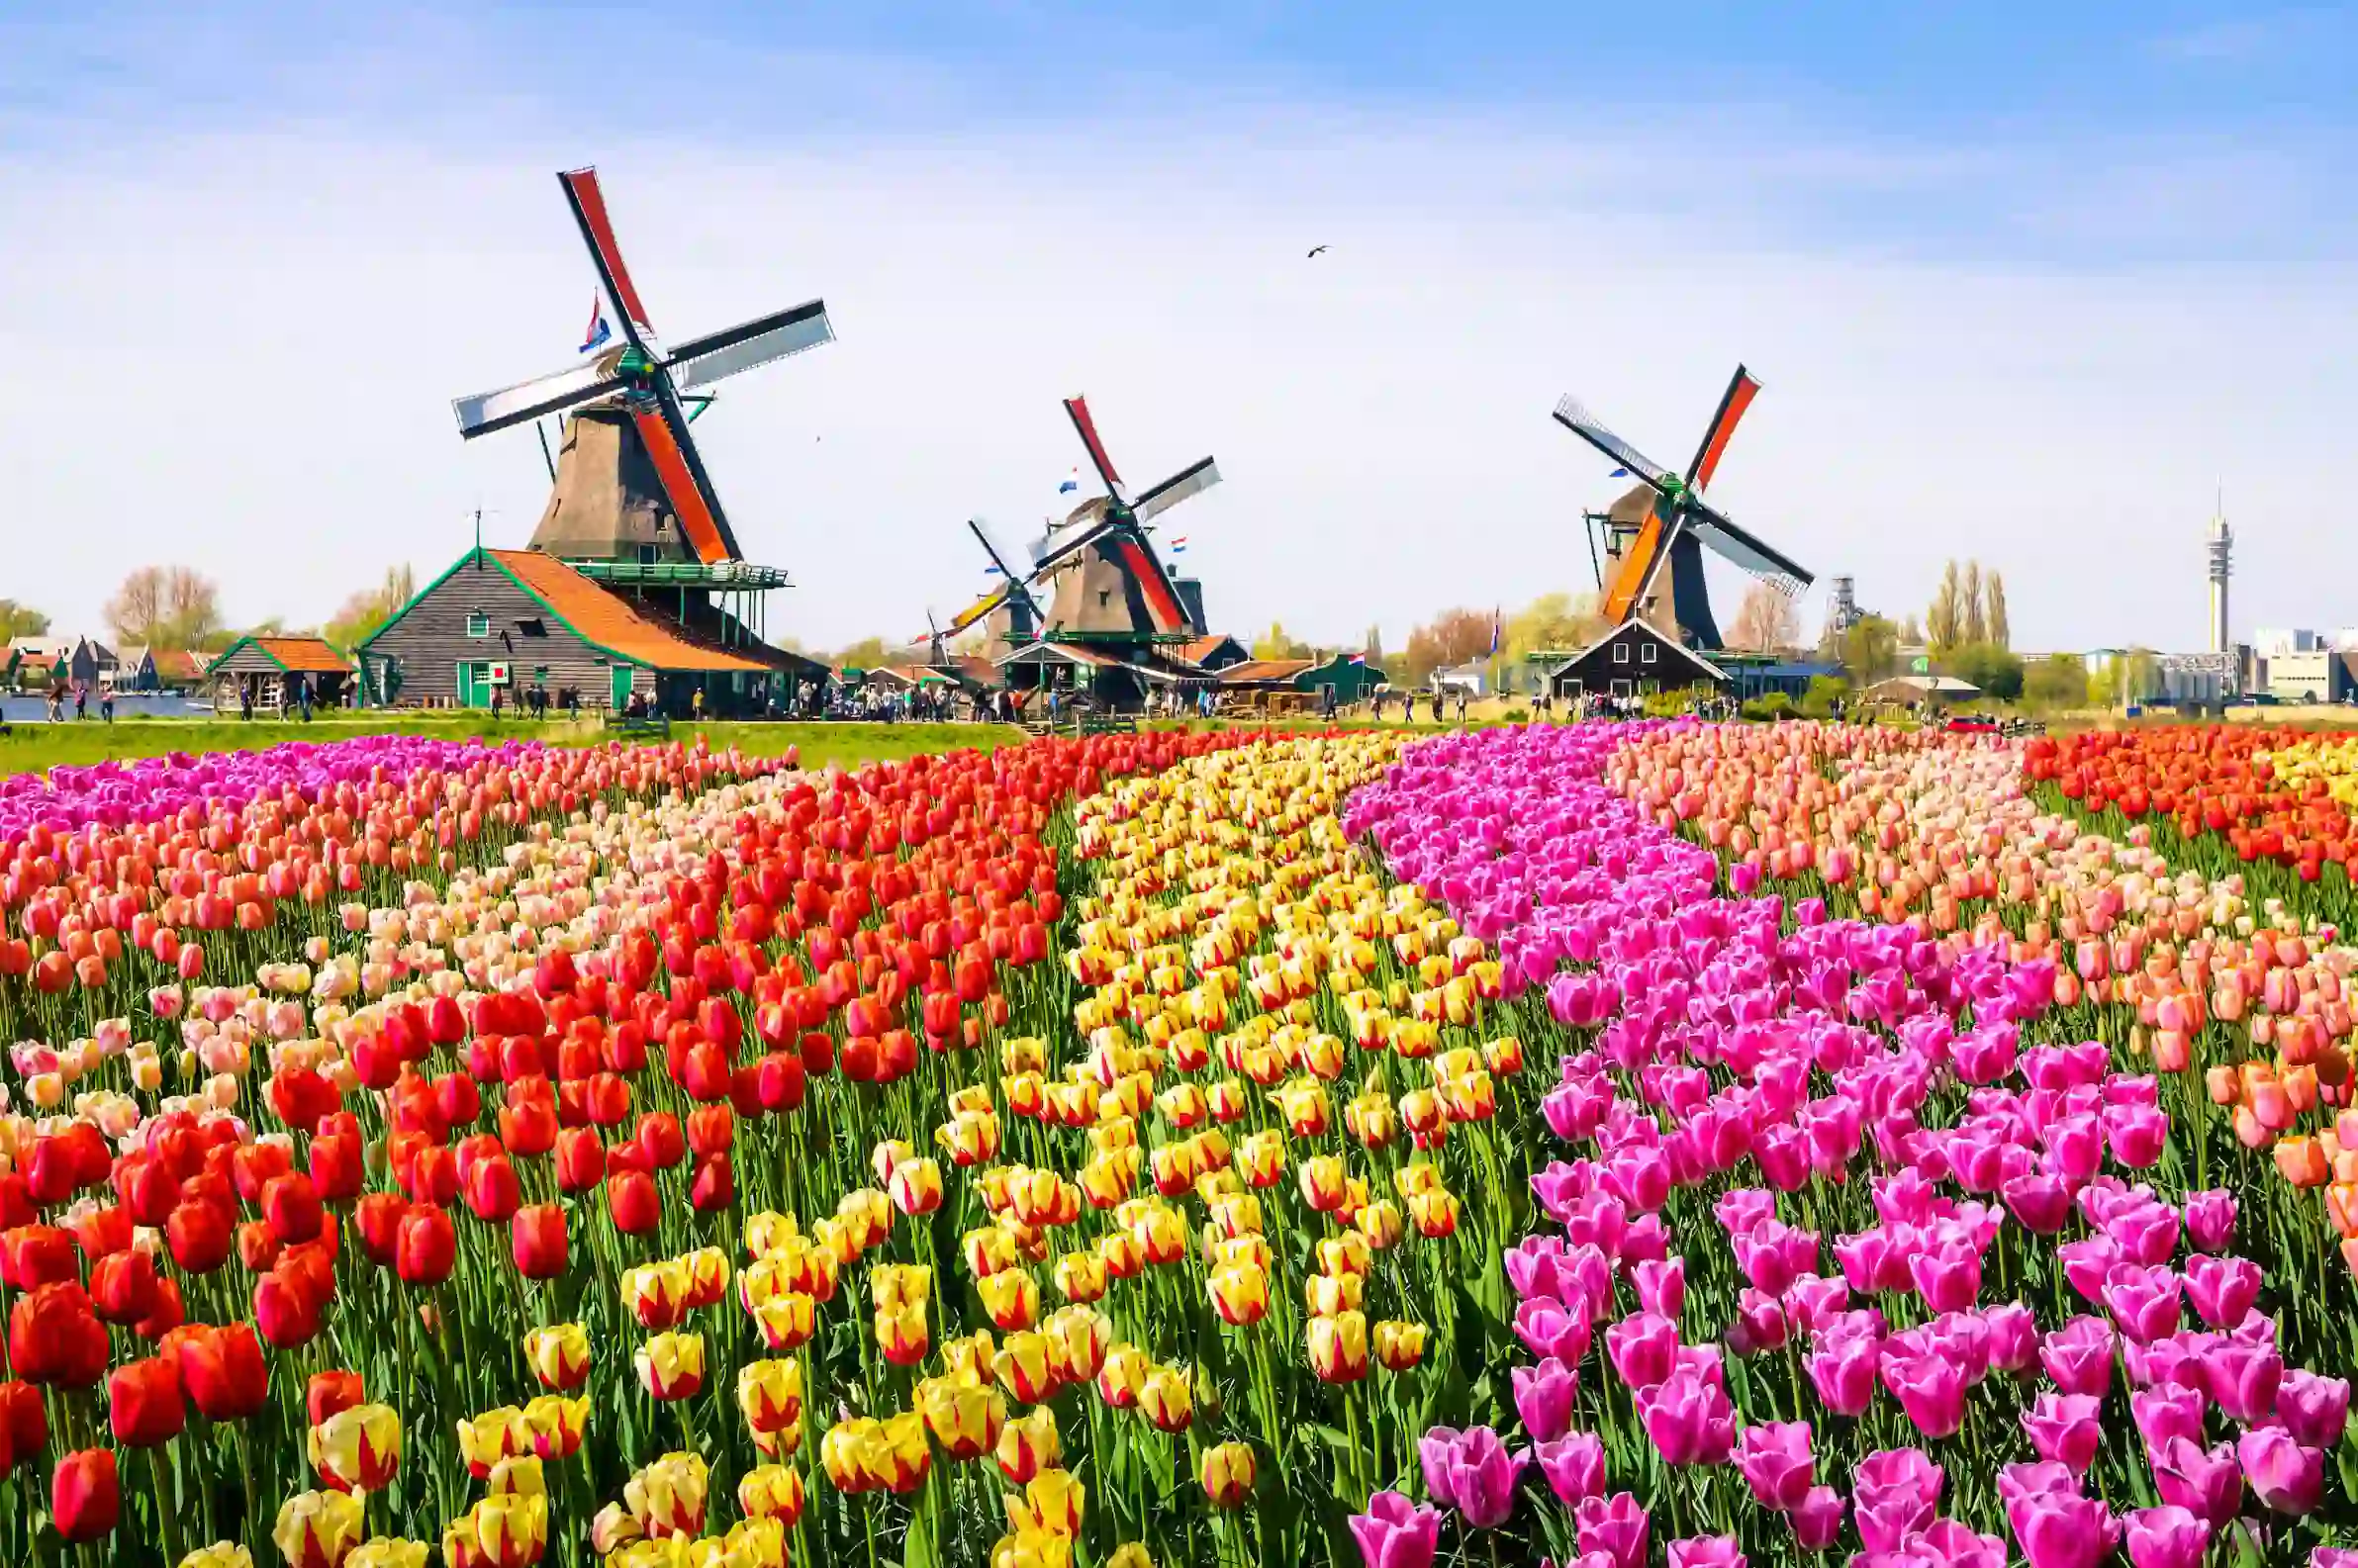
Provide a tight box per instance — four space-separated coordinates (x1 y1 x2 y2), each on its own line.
486 1454 545 1498
735 1357 804 1436
344 1542 431 1568
623 1450 709 1539
1303 1270 1364 1318
1200 1440 1256 1508
743 1211 801 1258
309 1402 402 1492
1374 1319 1429 1371
889 1156 944 1217
1139 1365 1194 1432
875 1301 931 1367
989 1527 1075 1568
1207 1262 1269 1327
520 1323 590 1392
468 1490 549 1568
918 1371 1008 1461
272 1492 364 1568
621 1259 689 1330
821 1418 883 1494
177 1545 256 1568
1308 1310 1369 1384
737 1463 806 1524
680 1246 731 1308
1355 1198 1405 1250
941 1329 998 1385
521 1395 590 1462
1006 1466 1087 1537
633 1333 707 1401
1052 1250 1108 1304
1106 1546 1156 1568
720 1517 789 1568
872 1262 932 1309
997 1331 1060 1403
749 1290 816 1352
1094 1341 1150 1409
994 1405 1062 1484
980 1269 1042 1332
1297 1154 1349 1214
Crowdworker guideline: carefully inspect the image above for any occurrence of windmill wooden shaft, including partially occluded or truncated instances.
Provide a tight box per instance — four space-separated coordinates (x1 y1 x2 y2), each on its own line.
529 408 697 564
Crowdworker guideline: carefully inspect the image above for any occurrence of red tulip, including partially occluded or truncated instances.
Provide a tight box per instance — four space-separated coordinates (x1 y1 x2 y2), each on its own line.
608 1169 660 1235
396 1204 456 1287
688 1104 735 1158
2 1226 78 1291
232 1142 294 1203
308 1369 364 1427
51 1447 119 1542
691 1153 735 1213
499 1096 559 1157
463 1154 521 1224
133 1276 184 1340
434 1070 484 1128
403 1145 460 1208
310 1133 364 1202
89 1248 159 1326
637 1113 686 1169
9 1282 109 1387
264 1172 325 1245
0 1379 47 1465
512 1204 568 1280
554 1128 606 1194
107 1356 184 1447
166 1201 233 1275
354 1192 409 1268
74 1202 134 1260
253 1265 323 1347
180 1323 269 1421
238 1221 282 1274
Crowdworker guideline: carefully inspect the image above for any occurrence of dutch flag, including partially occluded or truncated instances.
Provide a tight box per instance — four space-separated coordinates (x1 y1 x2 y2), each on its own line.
1058 468 1080 494
579 299 613 354
1349 653 1366 666
1168 536 1188 555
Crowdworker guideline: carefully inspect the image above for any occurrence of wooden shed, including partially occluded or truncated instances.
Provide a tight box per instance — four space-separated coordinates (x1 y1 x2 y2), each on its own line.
358 548 825 715
207 636 354 713
1297 653 1385 704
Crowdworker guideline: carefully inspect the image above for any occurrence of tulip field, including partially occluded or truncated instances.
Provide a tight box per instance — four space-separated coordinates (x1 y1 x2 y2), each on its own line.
9 719 2358 1568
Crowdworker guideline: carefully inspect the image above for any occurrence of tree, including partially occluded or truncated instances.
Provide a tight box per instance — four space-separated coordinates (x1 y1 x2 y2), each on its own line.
1252 622 1311 661
321 564 419 655
1724 582 1800 653
1364 624 1384 668
1839 614 1900 685
108 565 225 649
1959 562 1986 646
830 636 892 671
1799 674 1850 718
1400 608 1496 684
1940 641 2024 701
1983 572 2010 649
1898 614 1924 646
2023 653 2088 710
0 600 49 637
1926 563 1966 651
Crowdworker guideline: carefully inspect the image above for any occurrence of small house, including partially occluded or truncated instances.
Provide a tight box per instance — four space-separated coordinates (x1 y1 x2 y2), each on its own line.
108 646 159 692
1296 653 1386 705
1432 662 1490 696
1862 674 1983 707
358 548 828 714
1174 633 1251 673
6 637 70 690
1549 621 1730 701
208 636 354 713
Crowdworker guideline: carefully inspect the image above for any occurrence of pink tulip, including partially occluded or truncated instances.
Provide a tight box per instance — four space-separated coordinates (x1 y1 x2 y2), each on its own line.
1350 1490 1442 1568
2238 1428 2322 1517
1881 1351 1968 1439
1605 1313 1679 1391
1630 1257 1685 1321
1666 1536 1743 1568
1853 1448 1941 1552
2150 1438 2239 1527
2278 1370 2351 1448
2022 1393 2105 1475
2182 1254 2260 1330
1512 1359 1578 1444
1912 1519 2008 1568
1734 1421 1815 1513
1575 1493 1649 1568
1419 1426 1525 1529
1807 1332 1878 1417
1634 1370 1733 1466
1982 1303 2039 1375
2038 1317 2115 1399
2000 1172 2072 1234
2101 1264 2182 1344
2008 1490 2119 1568
1791 1487 1845 1550
2101 1201 2182 1266
2131 1386 2208 1454
1908 1242 1983 1314
1514 1298 1592 1365
1534 1431 1605 1506
1782 1274 1851 1337
2203 1338 2283 1425
2055 1237 2121 1304
2180 1190 2235 1253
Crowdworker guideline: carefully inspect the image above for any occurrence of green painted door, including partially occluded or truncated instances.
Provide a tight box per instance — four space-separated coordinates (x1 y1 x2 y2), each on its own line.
611 665 634 710
456 664 474 706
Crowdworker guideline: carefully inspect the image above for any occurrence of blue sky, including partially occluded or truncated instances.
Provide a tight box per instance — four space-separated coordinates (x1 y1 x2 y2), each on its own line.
3 3 2354 653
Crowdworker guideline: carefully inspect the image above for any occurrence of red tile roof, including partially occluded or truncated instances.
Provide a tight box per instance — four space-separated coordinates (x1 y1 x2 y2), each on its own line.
254 637 351 675
490 550 772 674
1216 658 1314 685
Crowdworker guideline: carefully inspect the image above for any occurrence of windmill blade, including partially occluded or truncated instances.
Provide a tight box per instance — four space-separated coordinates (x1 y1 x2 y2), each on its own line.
1600 503 1672 624
453 362 623 439
968 519 1043 614
946 585 1011 635
1135 457 1221 524
1063 396 1131 506
1032 512 1122 576
666 300 834 390
1686 501 1813 595
1685 364 1761 493
628 399 739 564
558 168 657 341
1553 395 1675 489
1623 510 1694 624
1108 528 1192 635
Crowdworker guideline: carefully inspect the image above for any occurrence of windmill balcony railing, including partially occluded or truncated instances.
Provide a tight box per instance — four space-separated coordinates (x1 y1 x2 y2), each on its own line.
562 558 792 591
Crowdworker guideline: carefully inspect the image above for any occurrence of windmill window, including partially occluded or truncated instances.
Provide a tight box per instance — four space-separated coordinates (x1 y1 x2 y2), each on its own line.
1614 642 1630 665
517 619 548 638
466 612 491 639
1643 642 1657 665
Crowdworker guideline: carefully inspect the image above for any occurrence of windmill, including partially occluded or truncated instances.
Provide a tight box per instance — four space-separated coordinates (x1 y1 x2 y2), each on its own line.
1554 366 1812 651
951 397 1219 645
451 166 834 571
945 519 1046 649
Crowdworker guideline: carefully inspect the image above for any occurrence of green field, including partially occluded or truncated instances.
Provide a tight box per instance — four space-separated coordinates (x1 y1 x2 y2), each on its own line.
0 713 1027 777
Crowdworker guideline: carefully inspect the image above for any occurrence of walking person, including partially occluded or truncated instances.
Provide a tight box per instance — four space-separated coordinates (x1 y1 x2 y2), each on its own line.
73 682 87 721
297 677 314 723
101 687 115 724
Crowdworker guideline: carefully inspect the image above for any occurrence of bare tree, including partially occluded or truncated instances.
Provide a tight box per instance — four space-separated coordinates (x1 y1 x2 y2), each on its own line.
106 567 172 645
1926 562 1966 650
163 567 224 648
1959 561 1987 645
1983 571 2011 649
1724 581 1800 652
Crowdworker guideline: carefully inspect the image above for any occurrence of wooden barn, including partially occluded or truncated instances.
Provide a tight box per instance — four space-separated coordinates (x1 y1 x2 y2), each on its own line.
1547 620 1729 701
1297 653 1385 705
358 548 826 714
207 636 354 713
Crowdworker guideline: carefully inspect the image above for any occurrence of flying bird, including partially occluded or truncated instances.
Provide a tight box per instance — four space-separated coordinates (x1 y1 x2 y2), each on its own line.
1306 244 1329 257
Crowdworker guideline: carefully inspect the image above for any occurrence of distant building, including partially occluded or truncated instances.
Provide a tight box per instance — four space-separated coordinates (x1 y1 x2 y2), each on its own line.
1173 634 1251 673
2269 649 2348 704
208 636 354 712
107 646 159 692
2255 628 2322 658
1432 663 1489 695
1865 674 1983 706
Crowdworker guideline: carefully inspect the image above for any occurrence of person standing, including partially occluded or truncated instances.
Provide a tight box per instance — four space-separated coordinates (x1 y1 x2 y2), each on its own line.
297 677 314 723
